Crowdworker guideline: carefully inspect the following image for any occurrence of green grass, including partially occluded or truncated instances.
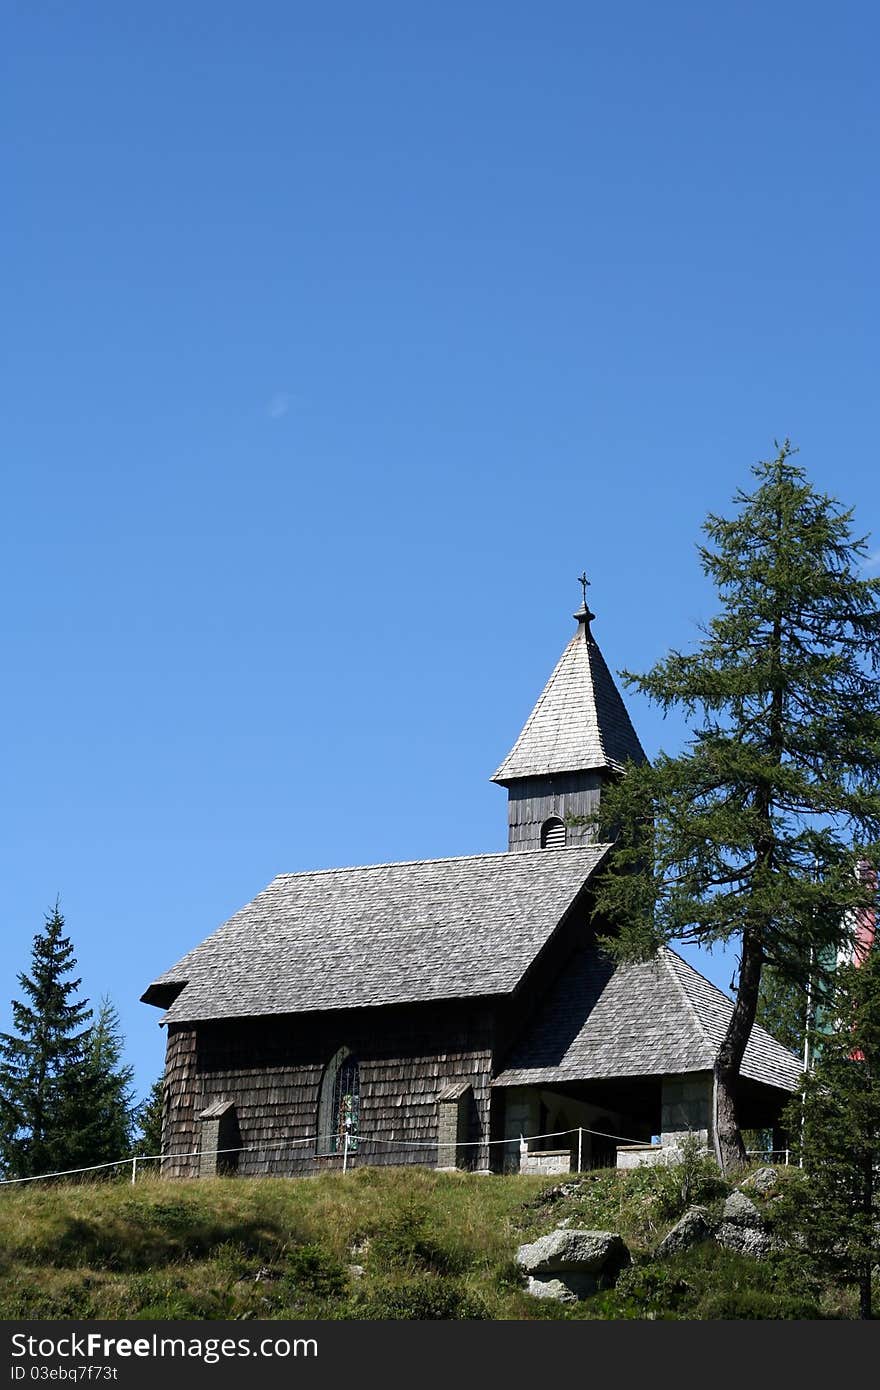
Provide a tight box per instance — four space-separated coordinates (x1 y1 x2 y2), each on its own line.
0 1163 851 1319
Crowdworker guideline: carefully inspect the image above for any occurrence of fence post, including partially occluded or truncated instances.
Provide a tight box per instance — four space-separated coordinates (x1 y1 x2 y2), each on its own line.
342 1126 350 1175
577 1128 583 1173
131 1157 138 1186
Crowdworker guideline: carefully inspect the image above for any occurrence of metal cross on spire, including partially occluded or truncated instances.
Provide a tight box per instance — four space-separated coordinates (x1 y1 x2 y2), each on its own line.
574 570 595 628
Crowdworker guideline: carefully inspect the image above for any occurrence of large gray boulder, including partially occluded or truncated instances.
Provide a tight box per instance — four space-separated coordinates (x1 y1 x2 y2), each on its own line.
517 1228 630 1275
715 1191 775 1258
739 1166 779 1199
716 1224 774 1259
525 1274 603 1303
517 1228 631 1302
655 1206 713 1258
721 1191 763 1229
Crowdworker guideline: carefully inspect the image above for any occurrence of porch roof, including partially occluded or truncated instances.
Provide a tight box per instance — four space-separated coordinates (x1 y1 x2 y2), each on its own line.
493 945 802 1093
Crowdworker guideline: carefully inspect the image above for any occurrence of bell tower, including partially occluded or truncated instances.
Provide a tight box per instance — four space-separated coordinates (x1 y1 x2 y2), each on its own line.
491 579 646 851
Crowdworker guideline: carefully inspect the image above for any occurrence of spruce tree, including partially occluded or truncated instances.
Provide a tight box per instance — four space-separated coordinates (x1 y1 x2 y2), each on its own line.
0 902 92 1177
61 997 137 1169
776 949 880 1319
592 444 880 1172
133 1077 165 1160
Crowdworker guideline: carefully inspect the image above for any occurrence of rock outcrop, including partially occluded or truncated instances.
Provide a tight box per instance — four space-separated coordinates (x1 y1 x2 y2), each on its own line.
517 1228 631 1302
655 1205 713 1258
739 1166 779 1198
715 1190 773 1259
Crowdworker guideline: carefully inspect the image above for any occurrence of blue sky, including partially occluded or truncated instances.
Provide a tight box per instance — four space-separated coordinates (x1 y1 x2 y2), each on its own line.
4 3 879 1104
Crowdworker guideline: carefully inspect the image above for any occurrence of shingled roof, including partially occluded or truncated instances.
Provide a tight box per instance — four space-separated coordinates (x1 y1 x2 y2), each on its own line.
142 844 611 1024
491 605 646 783
494 944 802 1093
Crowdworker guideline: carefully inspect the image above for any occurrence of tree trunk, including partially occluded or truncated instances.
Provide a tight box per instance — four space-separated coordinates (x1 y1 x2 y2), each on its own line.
714 596 783 1177
859 1152 873 1319
858 1269 872 1321
714 926 764 1175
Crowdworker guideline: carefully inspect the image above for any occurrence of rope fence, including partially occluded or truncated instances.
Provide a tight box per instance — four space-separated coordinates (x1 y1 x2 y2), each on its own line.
0 1124 650 1188
0 1126 794 1189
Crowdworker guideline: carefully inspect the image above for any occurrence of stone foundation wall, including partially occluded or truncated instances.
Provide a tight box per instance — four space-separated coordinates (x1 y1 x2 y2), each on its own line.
616 1144 666 1170
520 1148 572 1176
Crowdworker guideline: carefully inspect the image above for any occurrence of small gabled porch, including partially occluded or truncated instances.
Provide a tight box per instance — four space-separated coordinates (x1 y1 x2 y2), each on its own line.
491 1069 793 1174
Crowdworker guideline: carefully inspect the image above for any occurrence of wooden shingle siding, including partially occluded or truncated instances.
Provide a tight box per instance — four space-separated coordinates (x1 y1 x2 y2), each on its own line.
160 1001 496 1179
162 1024 199 1176
506 772 603 852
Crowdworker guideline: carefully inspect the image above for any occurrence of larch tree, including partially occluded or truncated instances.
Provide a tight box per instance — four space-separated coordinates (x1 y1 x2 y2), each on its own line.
754 964 811 1058
591 443 880 1173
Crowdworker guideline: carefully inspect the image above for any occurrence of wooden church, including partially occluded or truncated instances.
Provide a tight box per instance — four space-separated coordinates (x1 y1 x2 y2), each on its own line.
142 595 801 1177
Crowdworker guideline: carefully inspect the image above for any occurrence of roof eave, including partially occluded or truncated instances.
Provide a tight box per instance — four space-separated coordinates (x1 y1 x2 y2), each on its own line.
141 979 189 1010
157 986 514 1028
490 759 613 785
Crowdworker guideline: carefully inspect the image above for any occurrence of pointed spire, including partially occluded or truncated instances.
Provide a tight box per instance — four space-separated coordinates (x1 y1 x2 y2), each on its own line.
491 580 645 783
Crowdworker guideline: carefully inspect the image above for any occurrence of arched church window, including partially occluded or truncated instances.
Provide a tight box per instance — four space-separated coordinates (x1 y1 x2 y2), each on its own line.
317 1047 360 1155
540 816 566 849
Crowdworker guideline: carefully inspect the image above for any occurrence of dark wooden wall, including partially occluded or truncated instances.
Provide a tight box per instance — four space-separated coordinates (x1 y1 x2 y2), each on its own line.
505 771 604 850
161 999 496 1178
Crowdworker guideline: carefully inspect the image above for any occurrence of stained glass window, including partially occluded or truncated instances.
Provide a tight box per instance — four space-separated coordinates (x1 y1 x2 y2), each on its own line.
331 1056 360 1153
318 1048 361 1155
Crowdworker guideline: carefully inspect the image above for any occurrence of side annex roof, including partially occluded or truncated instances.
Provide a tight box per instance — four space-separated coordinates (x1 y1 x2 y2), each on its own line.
494 944 802 1093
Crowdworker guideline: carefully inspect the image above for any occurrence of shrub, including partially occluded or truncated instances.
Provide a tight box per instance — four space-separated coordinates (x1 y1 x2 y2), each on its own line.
368 1201 469 1275
355 1276 489 1320
281 1243 347 1300
210 1240 267 1281
652 1134 728 1221
0 1276 99 1319
125 1272 213 1319
615 1262 694 1315
698 1287 819 1319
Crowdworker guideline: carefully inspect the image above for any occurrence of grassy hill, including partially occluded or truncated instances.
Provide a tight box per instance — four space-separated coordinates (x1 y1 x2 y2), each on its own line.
0 1162 855 1320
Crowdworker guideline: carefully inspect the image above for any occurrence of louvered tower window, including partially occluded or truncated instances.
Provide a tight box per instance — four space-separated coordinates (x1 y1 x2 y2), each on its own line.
540 816 566 849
